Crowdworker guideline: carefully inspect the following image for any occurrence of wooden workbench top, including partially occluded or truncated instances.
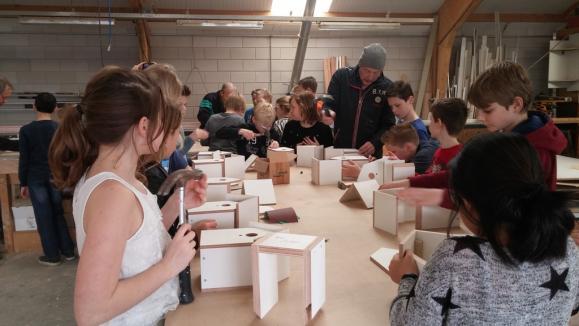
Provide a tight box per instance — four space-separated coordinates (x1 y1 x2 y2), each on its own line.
0 154 18 175
166 166 411 326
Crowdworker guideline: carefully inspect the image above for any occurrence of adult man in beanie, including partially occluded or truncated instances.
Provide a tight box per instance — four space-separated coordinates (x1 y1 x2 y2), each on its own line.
325 43 395 157
0 76 18 151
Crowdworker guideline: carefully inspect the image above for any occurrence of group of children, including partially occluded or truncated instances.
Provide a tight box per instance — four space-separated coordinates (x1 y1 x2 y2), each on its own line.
14 57 579 324
200 76 334 158
383 61 578 324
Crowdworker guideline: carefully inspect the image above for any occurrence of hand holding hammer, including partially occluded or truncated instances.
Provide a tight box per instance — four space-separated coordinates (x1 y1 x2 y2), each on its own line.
158 168 206 304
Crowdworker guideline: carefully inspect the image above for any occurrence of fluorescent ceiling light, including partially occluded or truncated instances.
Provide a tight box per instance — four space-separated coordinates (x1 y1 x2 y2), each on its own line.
318 22 401 31
177 20 263 29
19 17 114 25
270 0 333 16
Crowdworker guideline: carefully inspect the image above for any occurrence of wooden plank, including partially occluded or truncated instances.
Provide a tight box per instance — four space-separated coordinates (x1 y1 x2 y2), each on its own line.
0 174 14 252
563 1 579 18
434 0 482 98
13 231 41 253
129 0 151 62
416 16 438 118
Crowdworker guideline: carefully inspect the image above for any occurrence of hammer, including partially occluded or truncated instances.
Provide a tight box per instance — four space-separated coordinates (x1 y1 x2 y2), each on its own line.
158 168 204 304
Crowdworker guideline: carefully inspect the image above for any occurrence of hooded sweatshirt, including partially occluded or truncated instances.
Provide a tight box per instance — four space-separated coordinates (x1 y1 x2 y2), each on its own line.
409 111 567 209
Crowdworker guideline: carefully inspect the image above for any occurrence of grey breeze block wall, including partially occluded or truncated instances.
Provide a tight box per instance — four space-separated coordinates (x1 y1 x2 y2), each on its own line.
0 18 551 126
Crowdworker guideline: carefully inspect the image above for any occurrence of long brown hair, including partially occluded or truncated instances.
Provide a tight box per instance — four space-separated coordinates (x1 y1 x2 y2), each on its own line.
290 91 319 125
141 63 184 164
49 66 170 189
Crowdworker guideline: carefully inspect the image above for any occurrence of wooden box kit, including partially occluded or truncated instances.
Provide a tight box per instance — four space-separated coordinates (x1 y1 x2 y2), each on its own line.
296 145 324 168
373 188 457 236
188 194 259 229
192 158 224 178
339 180 380 209
370 230 450 274
323 146 359 160
311 158 342 186
252 233 326 321
356 159 406 185
242 179 277 205
206 177 241 202
199 227 290 291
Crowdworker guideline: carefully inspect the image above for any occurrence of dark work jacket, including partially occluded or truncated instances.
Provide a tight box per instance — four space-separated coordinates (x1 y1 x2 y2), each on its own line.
197 91 225 129
325 65 396 157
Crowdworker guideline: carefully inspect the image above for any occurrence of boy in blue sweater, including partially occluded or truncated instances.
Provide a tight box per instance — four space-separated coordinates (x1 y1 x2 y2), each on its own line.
19 93 75 266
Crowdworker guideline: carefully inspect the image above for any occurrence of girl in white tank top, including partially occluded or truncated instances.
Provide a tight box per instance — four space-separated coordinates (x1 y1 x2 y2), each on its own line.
74 172 179 325
48 67 207 325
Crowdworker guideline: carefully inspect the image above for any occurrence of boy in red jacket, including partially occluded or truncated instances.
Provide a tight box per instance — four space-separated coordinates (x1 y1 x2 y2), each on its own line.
385 62 567 210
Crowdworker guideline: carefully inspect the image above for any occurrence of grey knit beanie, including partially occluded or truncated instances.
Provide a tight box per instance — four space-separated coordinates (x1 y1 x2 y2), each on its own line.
358 43 386 70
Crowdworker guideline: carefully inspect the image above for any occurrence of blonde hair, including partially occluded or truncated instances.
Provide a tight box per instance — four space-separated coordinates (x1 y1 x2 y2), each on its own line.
142 63 182 108
253 102 276 128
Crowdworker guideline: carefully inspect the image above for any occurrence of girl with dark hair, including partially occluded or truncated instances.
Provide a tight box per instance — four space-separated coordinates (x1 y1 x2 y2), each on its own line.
49 67 207 325
280 91 333 150
388 133 578 325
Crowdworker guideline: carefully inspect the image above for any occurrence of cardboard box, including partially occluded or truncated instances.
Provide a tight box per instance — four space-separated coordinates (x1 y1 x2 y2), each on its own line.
253 148 296 185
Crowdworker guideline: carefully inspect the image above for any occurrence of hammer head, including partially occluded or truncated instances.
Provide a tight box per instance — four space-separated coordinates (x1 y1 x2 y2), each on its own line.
157 168 204 196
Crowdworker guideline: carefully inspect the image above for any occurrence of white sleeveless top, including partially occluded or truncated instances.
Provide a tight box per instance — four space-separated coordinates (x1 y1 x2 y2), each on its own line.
73 172 179 326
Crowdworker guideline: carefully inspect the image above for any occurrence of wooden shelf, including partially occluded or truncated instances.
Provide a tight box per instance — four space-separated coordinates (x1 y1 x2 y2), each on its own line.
553 117 579 124
550 48 579 53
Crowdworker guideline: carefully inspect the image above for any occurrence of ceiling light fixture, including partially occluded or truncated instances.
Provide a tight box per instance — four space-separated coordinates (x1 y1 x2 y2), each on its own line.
19 17 115 25
177 20 263 29
317 22 401 31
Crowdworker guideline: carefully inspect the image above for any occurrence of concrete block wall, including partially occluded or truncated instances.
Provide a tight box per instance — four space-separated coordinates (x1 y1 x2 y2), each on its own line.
150 35 427 121
0 17 554 126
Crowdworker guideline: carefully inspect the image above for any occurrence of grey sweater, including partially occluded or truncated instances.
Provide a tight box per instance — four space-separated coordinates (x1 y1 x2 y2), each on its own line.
205 112 245 153
390 236 579 325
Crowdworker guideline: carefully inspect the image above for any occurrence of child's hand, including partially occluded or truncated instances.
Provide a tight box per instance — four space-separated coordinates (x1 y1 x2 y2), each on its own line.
358 141 375 157
239 128 256 140
163 224 196 275
192 128 209 141
183 174 207 209
320 109 335 126
388 250 419 284
192 219 218 237
342 160 361 179
302 136 319 145
383 149 400 160
379 179 410 190
20 186 28 199
396 187 444 206
269 140 280 149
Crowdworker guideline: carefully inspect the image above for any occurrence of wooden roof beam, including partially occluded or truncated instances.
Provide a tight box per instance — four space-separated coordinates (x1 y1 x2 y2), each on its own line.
433 0 482 99
128 0 151 63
